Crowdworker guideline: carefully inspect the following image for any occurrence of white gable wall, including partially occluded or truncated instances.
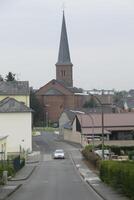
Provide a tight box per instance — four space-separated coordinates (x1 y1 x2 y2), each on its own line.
72 118 77 132
59 112 70 128
0 113 32 153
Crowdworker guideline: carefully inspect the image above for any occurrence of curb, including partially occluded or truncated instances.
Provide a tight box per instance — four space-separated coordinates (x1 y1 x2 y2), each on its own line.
1 165 37 199
70 152 107 200
9 166 37 182
0 184 22 200
26 160 39 164
7 184 22 198
86 180 107 200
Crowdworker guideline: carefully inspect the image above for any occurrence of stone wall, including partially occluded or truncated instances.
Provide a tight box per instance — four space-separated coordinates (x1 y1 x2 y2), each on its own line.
64 129 81 144
63 129 89 147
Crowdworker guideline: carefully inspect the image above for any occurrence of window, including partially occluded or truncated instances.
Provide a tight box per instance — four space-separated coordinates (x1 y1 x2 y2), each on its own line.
61 70 63 76
61 70 66 77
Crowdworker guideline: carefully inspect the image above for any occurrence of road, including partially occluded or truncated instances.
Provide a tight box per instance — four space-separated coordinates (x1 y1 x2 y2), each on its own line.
8 132 102 200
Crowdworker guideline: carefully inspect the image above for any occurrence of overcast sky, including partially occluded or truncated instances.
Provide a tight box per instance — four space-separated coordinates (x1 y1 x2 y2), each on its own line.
0 0 134 90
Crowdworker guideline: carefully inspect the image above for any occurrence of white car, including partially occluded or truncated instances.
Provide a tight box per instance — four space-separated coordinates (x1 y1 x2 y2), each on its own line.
94 149 110 159
53 149 65 159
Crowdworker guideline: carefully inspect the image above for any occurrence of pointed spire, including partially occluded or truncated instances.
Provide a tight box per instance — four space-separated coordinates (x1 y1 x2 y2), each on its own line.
56 11 72 65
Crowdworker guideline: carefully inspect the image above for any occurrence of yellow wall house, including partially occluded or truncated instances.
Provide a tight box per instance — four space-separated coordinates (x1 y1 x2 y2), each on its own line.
0 81 30 107
0 98 32 154
0 135 8 160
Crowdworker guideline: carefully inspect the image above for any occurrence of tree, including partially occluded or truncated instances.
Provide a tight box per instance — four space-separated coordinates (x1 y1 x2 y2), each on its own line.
113 91 127 104
5 72 16 81
30 87 44 126
0 75 3 81
83 97 97 108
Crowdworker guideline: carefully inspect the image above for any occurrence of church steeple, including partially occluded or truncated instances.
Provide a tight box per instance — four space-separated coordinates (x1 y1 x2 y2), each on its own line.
56 11 73 87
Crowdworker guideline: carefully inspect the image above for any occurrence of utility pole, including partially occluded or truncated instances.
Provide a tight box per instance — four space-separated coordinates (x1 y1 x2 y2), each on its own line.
91 95 105 160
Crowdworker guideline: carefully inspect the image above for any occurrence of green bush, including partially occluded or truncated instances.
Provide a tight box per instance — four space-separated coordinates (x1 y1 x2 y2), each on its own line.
100 160 134 199
0 162 15 179
82 145 100 168
83 144 93 152
0 156 25 182
128 150 134 160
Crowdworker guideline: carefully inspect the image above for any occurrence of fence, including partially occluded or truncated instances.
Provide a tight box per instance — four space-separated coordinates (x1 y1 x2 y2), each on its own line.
0 155 25 180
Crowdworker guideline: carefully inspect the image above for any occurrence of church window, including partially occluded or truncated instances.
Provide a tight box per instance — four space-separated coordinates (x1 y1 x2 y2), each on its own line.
61 70 66 77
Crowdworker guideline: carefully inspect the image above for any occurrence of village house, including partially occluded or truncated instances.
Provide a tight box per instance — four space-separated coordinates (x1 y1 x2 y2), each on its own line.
59 105 118 130
0 81 32 155
0 97 32 153
0 81 30 107
63 113 134 147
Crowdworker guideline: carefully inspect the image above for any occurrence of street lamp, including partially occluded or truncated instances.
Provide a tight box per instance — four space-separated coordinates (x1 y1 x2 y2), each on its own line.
91 95 104 160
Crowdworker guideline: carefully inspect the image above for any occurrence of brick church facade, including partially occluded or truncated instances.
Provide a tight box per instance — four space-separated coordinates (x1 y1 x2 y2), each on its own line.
35 12 86 123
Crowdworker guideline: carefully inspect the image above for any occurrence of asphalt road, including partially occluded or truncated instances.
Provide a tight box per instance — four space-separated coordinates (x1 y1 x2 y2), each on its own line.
8 132 102 200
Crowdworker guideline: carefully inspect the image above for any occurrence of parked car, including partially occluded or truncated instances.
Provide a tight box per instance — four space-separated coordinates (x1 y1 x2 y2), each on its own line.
53 149 65 159
94 149 110 159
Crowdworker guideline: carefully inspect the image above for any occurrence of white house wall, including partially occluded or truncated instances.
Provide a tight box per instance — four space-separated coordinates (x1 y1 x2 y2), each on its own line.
0 113 32 153
59 112 70 128
0 137 7 160
72 118 77 132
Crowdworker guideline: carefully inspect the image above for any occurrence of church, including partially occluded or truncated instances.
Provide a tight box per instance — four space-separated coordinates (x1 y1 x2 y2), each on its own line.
35 12 87 123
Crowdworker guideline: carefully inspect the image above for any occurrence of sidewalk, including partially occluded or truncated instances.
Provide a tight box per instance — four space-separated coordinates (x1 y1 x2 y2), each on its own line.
70 149 129 200
0 151 40 200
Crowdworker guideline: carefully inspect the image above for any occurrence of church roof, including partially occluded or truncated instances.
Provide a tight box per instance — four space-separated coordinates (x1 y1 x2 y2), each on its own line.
56 11 72 66
36 79 83 96
45 88 63 95
56 79 83 93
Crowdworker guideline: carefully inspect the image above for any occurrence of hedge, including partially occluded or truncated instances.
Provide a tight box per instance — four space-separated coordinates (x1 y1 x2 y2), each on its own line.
100 160 134 199
82 145 100 168
128 150 134 160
